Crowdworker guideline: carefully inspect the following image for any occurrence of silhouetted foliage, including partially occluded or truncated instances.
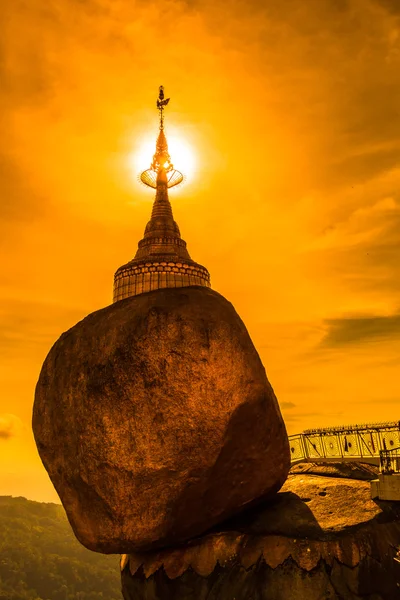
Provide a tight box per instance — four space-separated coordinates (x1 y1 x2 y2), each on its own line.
0 496 121 600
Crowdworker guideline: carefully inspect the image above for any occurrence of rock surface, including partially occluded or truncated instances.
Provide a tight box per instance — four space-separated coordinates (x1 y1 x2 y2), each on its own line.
290 461 379 480
33 286 290 554
121 467 400 599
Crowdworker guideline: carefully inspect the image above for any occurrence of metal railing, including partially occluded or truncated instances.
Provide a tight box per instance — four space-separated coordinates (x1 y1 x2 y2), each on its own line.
288 421 400 465
380 446 400 474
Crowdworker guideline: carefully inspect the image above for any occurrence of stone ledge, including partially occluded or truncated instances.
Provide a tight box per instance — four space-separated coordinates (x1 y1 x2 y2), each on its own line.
121 471 400 581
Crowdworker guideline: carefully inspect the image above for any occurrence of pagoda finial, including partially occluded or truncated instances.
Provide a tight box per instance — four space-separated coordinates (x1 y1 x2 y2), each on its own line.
140 86 184 189
156 85 170 131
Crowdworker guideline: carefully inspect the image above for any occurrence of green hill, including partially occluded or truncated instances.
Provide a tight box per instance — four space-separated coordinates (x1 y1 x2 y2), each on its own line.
0 496 121 600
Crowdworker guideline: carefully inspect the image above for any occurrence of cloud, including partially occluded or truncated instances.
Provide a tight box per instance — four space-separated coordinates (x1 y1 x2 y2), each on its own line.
280 401 296 409
0 299 86 360
284 409 345 425
328 146 400 188
352 397 400 405
374 0 400 15
0 414 23 440
301 190 400 305
320 314 400 347
0 152 47 222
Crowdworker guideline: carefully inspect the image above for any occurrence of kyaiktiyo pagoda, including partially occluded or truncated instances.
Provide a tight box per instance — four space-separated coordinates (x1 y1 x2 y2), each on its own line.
33 85 291 553
32 88 400 600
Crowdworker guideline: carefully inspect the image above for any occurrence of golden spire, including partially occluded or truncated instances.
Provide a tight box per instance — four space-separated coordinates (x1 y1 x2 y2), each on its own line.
151 87 173 177
113 86 210 303
140 86 183 190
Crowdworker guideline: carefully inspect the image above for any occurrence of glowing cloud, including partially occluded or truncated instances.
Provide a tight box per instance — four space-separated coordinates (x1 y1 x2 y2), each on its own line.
0 414 23 440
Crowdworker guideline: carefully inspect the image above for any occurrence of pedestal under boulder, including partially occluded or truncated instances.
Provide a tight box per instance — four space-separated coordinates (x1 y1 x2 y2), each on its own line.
33 286 290 554
121 464 400 600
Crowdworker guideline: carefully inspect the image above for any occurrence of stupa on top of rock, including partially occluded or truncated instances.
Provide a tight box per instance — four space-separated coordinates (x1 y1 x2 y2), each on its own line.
32 86 290 556
113 85 211 302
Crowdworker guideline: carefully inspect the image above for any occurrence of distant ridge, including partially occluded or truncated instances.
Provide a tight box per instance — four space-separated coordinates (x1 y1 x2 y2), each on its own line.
0 495 121 600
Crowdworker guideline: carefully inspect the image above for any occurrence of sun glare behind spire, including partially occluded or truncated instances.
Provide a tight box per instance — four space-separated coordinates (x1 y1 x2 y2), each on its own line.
131 133 197 187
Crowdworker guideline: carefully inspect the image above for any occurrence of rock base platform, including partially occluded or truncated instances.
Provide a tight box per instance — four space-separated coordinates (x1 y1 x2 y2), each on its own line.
121 463 400 600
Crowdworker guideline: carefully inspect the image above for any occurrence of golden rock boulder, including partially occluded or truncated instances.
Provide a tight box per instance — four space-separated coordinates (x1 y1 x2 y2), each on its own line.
33 286 290 553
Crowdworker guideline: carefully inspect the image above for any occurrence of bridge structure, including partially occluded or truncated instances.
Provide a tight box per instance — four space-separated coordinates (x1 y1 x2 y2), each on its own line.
288 420 400 467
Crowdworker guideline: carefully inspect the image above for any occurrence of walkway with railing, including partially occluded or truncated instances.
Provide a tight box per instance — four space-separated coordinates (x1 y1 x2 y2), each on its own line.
288 420 400 465
380 446 400 474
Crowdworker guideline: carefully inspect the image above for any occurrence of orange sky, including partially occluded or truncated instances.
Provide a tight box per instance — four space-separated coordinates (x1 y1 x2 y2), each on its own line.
1 0 400 502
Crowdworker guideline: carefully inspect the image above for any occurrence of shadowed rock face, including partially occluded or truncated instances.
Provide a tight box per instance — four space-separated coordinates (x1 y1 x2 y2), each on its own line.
32 286 290 553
